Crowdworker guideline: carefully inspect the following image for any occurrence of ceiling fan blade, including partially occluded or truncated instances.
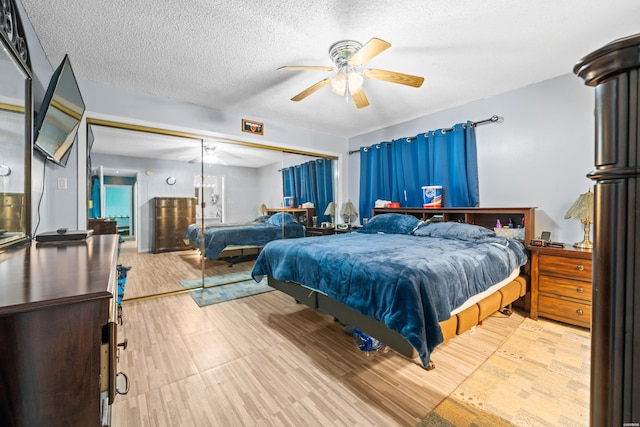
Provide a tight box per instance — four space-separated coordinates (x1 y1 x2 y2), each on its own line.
364 69 424 88
351 90 370 109
348 38 391 67
291 78 331 101
278 65 334 71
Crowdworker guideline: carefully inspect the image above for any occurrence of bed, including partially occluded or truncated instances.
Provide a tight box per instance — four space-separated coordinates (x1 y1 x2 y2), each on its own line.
251 212 530 369
183 212 306 260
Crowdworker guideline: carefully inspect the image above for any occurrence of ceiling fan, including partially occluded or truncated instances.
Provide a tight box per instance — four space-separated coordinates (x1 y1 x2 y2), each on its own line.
189 145 230 165
278 38 424 109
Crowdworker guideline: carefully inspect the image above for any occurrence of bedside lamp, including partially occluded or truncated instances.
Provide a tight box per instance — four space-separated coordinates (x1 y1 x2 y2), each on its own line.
342 201 357 228
564 189 594 249
324 202 336 227
258 203 268 216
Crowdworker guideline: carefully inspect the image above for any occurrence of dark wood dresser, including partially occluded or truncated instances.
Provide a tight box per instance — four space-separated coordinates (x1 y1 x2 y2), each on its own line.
0 235 121 426
153 197 197 253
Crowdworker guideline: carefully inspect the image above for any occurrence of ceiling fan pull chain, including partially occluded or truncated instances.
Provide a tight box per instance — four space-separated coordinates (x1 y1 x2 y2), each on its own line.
345 71 350 103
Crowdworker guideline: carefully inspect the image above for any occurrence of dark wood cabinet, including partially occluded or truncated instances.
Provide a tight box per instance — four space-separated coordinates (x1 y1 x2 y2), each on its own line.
0 235 121 426
574 33 640 425
153 197 197 253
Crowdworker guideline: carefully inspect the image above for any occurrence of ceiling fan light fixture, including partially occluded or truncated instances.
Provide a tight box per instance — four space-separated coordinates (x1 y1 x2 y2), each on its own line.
330 70 363 96
330 72 346 95
348 71 364 94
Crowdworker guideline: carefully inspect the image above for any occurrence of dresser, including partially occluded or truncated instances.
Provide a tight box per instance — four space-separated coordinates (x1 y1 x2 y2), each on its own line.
153 197 197 253
529 245 592 328
0 235 123 426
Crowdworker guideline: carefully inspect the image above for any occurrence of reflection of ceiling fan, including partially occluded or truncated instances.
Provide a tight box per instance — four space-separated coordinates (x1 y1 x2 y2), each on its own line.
278 37 424 109
189 145 232 165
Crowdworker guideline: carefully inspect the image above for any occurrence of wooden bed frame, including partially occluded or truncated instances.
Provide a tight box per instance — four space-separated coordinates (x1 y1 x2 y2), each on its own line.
267 206 535 370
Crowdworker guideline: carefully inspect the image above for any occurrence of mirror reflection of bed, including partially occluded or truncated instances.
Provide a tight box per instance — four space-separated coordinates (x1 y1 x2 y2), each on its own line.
87 122 336 300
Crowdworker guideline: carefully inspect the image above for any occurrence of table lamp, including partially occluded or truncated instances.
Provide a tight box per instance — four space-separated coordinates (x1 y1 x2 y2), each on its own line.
258 203 268 216
342 201 357 228
324 202 336 227
564 189 594 249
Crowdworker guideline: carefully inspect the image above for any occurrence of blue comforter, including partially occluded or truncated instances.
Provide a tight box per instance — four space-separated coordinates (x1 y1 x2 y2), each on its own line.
184 221 306 259
251 229 528 367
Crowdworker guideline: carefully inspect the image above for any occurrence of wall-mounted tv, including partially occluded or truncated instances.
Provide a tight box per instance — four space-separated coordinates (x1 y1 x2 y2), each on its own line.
33 54 85 167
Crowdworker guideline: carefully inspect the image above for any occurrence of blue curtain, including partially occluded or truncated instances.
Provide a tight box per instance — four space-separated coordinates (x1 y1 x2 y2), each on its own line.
283 159 334 222
359 122 479 218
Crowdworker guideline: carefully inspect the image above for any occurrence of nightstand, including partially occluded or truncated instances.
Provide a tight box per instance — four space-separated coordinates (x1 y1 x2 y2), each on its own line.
305 226 335 237
334 227 353 234
529 245 592 328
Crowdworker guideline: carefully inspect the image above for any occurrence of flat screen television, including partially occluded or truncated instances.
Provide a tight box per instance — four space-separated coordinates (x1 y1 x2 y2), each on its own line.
33 54 85 167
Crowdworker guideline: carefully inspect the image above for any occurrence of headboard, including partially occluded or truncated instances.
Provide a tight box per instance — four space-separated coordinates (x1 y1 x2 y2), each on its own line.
371 206 536 244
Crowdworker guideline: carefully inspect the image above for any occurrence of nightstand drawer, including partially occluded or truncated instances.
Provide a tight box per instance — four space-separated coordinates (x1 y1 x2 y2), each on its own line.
538 294 591 328
539 254 592 281
538 275 592 301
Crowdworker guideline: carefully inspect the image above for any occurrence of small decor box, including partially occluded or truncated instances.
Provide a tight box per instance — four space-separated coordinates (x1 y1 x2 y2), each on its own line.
494 227 525 240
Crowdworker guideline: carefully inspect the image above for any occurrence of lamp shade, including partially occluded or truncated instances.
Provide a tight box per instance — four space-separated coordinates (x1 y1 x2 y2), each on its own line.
342 201 357 217
258 203 268 216
564 189 594 249
564 189 594 223
324 202 336 216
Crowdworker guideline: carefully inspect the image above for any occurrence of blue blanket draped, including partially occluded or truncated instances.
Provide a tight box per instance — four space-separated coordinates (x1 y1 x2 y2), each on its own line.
251 232 528 367
184 221 306 259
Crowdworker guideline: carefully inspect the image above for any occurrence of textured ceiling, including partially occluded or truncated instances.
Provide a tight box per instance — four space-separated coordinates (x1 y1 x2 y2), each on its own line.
19 0 640 141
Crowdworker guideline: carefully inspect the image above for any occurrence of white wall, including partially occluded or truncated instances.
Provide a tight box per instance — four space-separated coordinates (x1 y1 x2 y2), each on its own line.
348 73 595 245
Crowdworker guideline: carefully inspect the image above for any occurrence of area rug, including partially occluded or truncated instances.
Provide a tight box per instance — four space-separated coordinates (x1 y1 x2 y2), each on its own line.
418 317 590 426
417 396 512 426
181 270 253 289
189 279 273 307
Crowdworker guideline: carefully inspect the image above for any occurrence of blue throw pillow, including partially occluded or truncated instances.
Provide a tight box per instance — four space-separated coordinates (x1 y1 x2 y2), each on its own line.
413 221 496 240
266 212 298 225
355 213 421 235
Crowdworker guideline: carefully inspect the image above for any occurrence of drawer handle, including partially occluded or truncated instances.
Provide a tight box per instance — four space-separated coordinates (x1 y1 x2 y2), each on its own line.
576 264 584 271
116 372 130 395
576 287 584 293
576 309 584 316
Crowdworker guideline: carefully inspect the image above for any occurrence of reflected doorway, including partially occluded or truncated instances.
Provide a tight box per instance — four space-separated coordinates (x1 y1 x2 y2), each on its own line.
105 184 133 238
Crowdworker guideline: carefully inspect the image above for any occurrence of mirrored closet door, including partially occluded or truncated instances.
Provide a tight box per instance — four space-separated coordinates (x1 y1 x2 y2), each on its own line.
0 29 31 250
87 121 337 300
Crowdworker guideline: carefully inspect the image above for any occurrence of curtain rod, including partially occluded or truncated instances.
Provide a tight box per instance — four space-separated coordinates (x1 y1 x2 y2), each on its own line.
348 114 503 154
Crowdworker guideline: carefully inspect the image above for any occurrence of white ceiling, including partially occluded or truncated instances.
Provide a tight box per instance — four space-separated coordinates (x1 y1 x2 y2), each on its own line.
88 124 286 168
20 0 640 143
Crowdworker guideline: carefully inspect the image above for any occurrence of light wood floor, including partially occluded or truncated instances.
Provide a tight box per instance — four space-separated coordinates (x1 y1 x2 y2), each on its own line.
112 245 526 426
118 240 257 300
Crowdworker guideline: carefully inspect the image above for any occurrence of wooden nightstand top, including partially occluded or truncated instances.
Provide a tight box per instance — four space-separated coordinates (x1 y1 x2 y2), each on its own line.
527 244 592 259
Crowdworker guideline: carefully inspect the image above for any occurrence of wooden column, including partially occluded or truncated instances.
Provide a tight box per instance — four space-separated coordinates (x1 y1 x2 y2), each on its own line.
574 34 640 426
